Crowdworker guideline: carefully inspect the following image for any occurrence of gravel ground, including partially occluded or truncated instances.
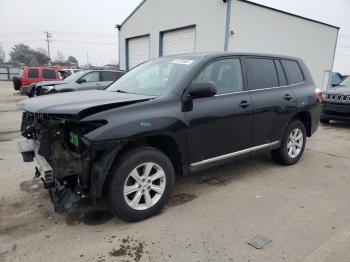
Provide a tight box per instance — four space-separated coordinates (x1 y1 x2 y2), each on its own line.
0 81 350 262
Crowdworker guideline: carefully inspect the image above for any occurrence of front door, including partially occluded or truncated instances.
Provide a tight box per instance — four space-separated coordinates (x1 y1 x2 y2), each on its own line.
78 71 101 90
185 57 252 164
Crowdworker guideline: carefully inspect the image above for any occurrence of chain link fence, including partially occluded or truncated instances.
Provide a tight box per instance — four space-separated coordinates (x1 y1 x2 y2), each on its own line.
0 66 21 81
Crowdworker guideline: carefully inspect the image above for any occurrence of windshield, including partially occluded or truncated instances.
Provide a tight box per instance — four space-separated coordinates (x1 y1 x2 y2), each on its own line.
63 71 87 83
106 57 198 96
339 76 350 87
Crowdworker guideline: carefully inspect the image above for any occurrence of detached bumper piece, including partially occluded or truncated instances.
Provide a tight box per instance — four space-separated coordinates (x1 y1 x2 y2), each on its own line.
18 139 35 162
49 180 78 213
18 139 54 186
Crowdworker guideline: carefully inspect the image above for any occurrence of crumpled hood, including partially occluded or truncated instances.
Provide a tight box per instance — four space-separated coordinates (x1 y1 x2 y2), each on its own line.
17 90 155 116
53 82 87 91
325 86 350 95
37 80 66 86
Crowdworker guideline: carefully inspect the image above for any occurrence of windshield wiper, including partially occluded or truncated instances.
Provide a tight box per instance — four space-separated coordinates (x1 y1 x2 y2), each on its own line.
114 89 129 94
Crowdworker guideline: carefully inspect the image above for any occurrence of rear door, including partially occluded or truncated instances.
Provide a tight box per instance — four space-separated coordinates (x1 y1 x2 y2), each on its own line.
244 57 296 147
186 57 253 164
26 68 40 85
99 71 120 89
42 68 58 81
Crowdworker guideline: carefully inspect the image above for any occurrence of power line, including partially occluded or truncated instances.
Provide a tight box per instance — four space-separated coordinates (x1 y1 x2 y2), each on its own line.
0 31 43 36
52 31 116 37
54 39 115 45
0 39 43 44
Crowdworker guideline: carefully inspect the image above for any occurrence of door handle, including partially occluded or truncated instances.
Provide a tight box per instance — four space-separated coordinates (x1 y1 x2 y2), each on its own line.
239 100 251 108
284 94 293 101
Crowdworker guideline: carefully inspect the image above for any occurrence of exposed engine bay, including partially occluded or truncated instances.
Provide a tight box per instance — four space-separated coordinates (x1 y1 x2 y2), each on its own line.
18 112 122 213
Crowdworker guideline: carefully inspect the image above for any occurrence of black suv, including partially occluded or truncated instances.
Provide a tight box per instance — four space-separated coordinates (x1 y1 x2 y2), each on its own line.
17 53 321 221
321 76 350 123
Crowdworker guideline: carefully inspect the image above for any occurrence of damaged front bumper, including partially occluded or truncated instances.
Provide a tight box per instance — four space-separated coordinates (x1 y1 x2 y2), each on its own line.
18 112 124 213
18 139 53 186
18 139 78 212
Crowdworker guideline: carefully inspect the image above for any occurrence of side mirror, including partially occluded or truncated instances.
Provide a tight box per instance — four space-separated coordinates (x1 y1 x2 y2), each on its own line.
188 82 217 99
76 78 86 84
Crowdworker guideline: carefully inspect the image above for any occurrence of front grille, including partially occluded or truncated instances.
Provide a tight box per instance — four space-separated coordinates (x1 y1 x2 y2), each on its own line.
325 94 350 103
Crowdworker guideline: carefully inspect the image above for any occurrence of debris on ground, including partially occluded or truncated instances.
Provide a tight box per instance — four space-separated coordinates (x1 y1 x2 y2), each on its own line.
247 235 272 249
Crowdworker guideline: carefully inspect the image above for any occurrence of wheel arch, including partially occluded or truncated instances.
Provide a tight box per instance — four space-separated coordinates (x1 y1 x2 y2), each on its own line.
291 111 312 137
116 134 184 177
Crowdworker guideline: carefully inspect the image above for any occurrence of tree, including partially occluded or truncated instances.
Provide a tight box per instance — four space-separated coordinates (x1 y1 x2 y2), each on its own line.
0 43 5 63
9 44 32 65
66 55 78 65
36 47 48 56
9 44 49 65
56 51 65 62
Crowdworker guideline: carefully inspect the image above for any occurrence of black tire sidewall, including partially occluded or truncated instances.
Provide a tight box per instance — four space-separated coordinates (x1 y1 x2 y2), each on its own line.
320 118 330 124
108 147 175 222
279 120 307 165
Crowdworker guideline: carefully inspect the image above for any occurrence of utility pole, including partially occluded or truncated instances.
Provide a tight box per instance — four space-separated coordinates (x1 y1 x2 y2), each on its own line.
44 31 52 65
86 52 89 65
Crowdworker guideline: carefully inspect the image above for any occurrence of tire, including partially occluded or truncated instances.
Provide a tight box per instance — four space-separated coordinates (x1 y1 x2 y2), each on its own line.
271 120 306 165
320 118 330 124
29 87 36 97
12 77 21 91
108 147 175 222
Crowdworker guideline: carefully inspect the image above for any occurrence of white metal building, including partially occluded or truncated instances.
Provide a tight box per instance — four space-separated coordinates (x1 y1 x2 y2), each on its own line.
117 0 339 88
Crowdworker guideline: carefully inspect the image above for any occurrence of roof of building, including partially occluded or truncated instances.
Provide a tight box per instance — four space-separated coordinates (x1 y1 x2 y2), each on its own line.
117 0 339 30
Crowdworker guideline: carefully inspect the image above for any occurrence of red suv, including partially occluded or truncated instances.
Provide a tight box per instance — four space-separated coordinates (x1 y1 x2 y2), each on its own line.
13 67 70 96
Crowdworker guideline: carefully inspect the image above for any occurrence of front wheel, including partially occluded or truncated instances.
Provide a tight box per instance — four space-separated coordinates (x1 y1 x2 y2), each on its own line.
108 147 175 222
271 120 306 165
320 118 330 124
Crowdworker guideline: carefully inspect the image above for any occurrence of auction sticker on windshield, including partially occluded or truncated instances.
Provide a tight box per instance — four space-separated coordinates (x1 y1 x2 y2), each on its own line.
171 59 194 65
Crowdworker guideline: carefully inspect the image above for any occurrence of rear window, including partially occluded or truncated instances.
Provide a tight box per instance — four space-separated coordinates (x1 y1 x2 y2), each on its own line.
281 60 304 85
245 58 278 90
42 69 56 79
274 60 287 86
101 71 118 81
28 69 39 78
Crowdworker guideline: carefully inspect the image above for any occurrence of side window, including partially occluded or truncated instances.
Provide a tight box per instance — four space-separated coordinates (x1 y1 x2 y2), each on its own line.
58 71 69 79
194 58 243 95
80 72 100 82
28 69 39 78
331 73 342 85
274 60 287 86
245 58 278 90
281 59 304 85
42 69 56 79
101 71 118 81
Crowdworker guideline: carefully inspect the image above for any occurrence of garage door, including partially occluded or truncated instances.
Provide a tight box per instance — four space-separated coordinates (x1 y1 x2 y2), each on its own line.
128 35 150 69
162 27 196 56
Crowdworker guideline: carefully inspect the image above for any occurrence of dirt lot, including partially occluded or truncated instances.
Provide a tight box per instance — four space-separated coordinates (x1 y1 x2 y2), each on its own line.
0 81 350 262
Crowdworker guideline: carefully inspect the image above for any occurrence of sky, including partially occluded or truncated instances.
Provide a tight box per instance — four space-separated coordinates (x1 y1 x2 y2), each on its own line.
0 0 349 73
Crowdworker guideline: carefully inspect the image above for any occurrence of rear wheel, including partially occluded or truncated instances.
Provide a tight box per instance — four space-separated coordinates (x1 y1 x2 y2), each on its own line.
271 120 306 165
108 147 175 222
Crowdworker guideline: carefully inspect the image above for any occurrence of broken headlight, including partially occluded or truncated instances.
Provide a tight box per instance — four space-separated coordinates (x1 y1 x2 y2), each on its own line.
67 120 107 151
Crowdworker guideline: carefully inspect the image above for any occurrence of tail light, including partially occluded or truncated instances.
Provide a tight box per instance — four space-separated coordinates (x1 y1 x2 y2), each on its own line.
315 88 323 102
20 77 27 86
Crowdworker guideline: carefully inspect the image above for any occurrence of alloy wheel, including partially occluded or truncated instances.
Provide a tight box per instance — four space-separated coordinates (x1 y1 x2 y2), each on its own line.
287 128 304 158
123 162 166 211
